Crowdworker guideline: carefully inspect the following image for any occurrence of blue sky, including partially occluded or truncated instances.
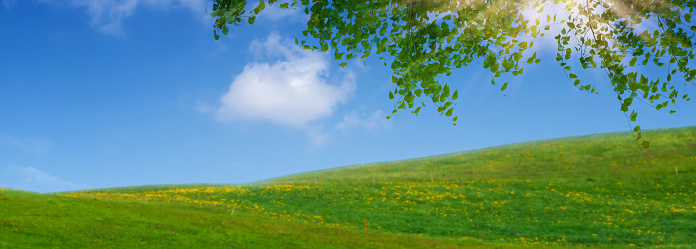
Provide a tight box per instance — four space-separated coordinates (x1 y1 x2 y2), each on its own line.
1 0 694 193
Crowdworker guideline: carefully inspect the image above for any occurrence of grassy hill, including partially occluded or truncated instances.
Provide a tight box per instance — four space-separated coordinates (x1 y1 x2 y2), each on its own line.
2 126 695 248
261 126 696 184
0 189 493 249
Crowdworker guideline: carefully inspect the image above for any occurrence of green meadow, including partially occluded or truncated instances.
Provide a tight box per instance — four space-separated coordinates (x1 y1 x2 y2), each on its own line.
2 126 695 248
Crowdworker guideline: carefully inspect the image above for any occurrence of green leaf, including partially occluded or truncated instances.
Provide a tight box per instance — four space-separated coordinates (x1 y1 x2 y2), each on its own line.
253 1 265 14
339 62 347 68
569 73 577 79
501 82 508 91
565 48 571 60
341 37 351 46
389 91 394 99
519 41 528 50
642 140 650 149
527 52 537 64
621 97 633 112
452 116 458 122
630 110 637 121
452 90 458 100
279 2 289 8
442 84 450 98
321 43 328 52
629 57 637 67
633 125 641 132
445 108 454 117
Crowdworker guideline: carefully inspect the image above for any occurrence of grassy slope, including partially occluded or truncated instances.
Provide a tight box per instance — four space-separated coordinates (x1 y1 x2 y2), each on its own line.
2 126 695 248
0 189 505 249
261 126 696 184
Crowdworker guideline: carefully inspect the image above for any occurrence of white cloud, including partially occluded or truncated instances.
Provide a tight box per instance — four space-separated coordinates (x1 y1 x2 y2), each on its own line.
0 134 51 156
61 0 138 35
306 109 393 146
305 125 332 147
3 166 87 193
215 32 356 128
2 0 17 9
194 100 214 114
48 0 303 36
44 0 208 35
335 109 392 132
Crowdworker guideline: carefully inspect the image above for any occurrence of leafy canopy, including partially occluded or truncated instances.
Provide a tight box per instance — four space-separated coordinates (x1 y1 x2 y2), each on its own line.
210 0 696 148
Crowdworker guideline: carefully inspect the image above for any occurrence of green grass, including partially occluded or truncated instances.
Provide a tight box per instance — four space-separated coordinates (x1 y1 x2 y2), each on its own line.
0 188 511 249
2 126 696 248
